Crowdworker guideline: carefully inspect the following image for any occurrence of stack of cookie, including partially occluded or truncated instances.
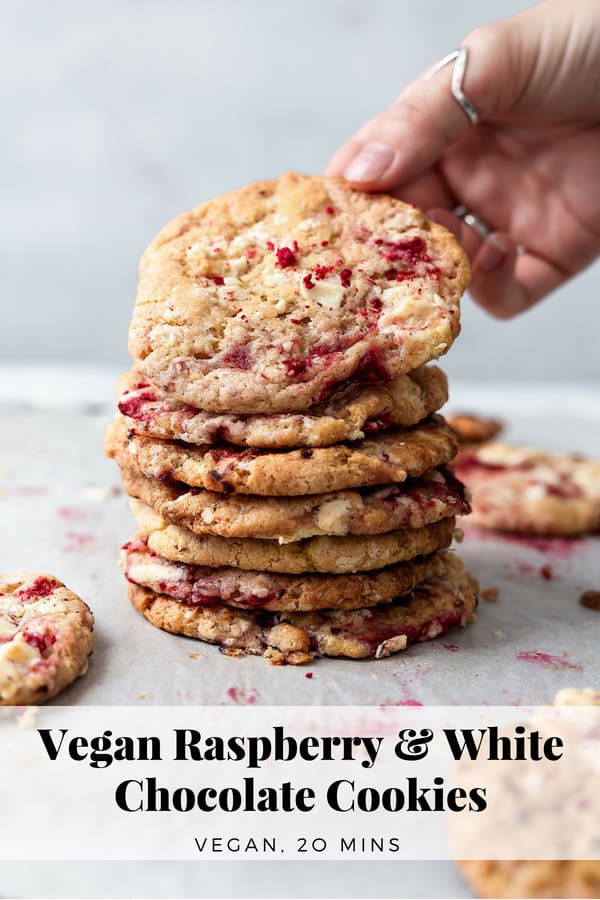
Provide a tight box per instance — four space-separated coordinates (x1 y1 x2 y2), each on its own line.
106 172 477 665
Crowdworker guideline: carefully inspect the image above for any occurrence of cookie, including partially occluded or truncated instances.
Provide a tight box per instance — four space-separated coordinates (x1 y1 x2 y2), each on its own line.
117 365 448 448
123 537 454 611
458 860 600 899
554 688 600 706
127 552 477 661
458 689 600 898
286 555 476 659
128 579 313 665
453 443 600 535
447 412 503 445
106 413 457 496
120 466 470 542
131 498 456 573
128 172 468 414
0 572 94 705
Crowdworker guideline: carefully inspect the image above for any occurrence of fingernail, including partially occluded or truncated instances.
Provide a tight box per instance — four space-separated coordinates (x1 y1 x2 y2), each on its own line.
343 142 397 182
476 234 512 274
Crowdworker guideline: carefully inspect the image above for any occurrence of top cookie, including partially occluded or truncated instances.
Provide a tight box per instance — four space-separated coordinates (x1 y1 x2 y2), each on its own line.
129 172 469 414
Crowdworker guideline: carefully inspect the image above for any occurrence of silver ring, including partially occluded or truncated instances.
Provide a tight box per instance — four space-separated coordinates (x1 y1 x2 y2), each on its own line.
454 205 492 241
426 47 479 125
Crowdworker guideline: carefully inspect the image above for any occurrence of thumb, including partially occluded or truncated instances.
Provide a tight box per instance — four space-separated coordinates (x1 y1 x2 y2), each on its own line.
325 25 513 191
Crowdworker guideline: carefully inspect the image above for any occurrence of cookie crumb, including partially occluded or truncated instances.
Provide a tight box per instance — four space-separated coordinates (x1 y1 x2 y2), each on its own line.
579 590 600 611
188 652 203 659
481 587 499 602
17 707 39 729
80 484 117 502
226 686 259 704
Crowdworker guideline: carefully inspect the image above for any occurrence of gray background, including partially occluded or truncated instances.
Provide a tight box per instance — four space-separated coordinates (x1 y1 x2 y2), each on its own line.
2 0 598 382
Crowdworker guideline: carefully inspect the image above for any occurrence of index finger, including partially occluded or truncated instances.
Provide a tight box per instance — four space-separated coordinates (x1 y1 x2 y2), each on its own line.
325 29 501 191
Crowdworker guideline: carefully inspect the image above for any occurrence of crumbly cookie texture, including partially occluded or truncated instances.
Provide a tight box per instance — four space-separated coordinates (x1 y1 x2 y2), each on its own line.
117 365 448 448
458 860 600 900
128 172 468 414
120 466 470 542
0 572 94 705
453 442 600 535
447 412 503 445
106 413 457 496
124 537 454 611
127 552 477 660
130 498 456 574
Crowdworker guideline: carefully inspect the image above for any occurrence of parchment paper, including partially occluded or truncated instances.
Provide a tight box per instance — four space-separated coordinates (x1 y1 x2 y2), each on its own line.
1 367 598 708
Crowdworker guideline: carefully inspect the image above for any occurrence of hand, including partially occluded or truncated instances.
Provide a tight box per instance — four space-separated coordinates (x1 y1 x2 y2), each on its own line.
325 0 600 317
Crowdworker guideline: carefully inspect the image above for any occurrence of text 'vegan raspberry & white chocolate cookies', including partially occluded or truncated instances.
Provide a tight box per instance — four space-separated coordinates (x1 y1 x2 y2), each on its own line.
106 172 477 665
